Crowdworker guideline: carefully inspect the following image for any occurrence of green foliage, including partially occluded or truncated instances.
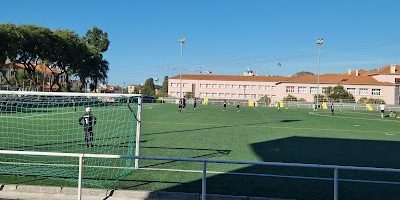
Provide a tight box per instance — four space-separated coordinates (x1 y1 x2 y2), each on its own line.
160 76 168 95
313 94 327 102
0 23 110 91
84 27 109 53
142 78 156 96
292 71 314 76
283 94 297 102
324 85 354 101
259 95 271 104
185 92 194 98
358 97 385 104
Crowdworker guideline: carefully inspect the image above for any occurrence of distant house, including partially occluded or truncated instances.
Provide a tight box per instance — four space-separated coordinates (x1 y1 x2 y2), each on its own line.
1 61 67 91
128 85 141 94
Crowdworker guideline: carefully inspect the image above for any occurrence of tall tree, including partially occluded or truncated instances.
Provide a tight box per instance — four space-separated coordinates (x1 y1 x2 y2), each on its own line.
84 27 109 54
142 78 156 96
0 24 19 85
160 76 168 95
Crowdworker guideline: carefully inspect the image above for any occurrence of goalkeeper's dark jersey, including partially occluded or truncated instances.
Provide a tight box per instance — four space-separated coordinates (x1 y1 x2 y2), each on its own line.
79 114 97 128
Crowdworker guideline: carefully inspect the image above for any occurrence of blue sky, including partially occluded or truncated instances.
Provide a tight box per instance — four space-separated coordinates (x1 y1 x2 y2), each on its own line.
1 0 400 85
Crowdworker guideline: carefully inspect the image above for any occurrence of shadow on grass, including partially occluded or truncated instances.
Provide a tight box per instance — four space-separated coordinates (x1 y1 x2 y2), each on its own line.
151 136 400 200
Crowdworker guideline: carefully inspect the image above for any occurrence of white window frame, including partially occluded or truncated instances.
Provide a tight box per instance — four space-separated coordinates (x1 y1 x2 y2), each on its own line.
298 86 307 94
286 86 295 93
372 89 381 96
359 88 368 95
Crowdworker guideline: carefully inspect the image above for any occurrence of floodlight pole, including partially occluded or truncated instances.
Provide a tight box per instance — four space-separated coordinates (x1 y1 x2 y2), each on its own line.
179 37 186 99
316 38 324 110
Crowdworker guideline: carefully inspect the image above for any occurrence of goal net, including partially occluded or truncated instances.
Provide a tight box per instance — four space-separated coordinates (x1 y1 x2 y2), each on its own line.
0 91 142 188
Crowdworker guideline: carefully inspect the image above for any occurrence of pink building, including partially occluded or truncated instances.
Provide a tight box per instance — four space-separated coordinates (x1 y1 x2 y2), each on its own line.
168 64 400 105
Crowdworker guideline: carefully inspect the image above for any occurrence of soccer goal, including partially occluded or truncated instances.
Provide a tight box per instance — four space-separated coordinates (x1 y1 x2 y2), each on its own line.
0 90 142 188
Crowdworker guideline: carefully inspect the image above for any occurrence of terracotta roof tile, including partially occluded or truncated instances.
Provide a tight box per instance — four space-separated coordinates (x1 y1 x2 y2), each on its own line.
170 74 290 82
170 72 394 86
284 74 393 86
5 61 61 74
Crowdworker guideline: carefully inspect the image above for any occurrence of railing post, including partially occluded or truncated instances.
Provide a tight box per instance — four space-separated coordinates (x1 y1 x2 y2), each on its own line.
78 154 84 200
202 160 207 200
334 168 338 200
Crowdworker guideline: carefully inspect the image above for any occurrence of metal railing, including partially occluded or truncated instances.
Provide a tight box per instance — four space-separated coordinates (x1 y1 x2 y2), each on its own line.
1 150 400 200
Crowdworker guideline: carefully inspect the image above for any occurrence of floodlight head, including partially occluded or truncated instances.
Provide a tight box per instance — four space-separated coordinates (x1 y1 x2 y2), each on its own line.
85 107 92 113
317 38 324 46
179 37 186 45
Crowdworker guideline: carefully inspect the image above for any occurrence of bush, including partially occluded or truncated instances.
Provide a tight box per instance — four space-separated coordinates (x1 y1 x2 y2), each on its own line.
283 94 297 102
358 97 385 104
259 95 271 104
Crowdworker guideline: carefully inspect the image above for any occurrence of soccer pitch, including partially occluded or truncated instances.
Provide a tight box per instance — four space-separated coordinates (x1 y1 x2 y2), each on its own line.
1 103 400 199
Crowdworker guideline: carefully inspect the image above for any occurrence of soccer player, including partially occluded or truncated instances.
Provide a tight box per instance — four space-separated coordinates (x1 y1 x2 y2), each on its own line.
236 101 240 112
193 98 197 110
182 97 186 110
380 103 385 118
330 101 335 115
223 100 227 111
178 98 184 112
78 107 97 148
339 103 343 114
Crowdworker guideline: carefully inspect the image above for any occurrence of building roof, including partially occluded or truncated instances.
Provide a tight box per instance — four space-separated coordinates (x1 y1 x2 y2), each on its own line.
345 64 400 76
5 61 61 74
283 74 393 86
170 73 394 86
170 74 290 82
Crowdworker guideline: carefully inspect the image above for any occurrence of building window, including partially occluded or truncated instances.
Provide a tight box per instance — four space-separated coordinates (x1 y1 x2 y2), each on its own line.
206 84 212 88
298 87 307 93
200 84 205 88
359 88 368 95
286 86 295 93
232 85 238 89
245 94 251 98
171 92 176 96
177 83 181 88
252 85 257 89
219 93 224 97
200 92 205 97
372 89 381 96
171 83 176 88
225 93 231 97
239 85 245 89
212 93 217 97
239 94 244 98
225 84 232 89
347 88 356 95
213 84 218 89
219 84 224 88
182 83 187 87
310 87 318 94
251 94 256 98
232 93 237 98
271 86 276 91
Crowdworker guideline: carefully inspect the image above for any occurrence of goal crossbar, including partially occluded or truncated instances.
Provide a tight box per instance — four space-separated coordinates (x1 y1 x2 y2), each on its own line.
0 90 142 97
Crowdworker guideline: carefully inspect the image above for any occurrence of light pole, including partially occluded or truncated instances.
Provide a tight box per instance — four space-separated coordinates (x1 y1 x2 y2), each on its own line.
179 37 186 99
316 37 324 110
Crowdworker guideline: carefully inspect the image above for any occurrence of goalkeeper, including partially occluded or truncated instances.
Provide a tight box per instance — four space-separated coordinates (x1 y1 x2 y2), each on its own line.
79 107 97 148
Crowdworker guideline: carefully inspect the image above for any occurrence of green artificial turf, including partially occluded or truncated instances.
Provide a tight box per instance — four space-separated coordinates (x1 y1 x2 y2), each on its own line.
1 103 400 199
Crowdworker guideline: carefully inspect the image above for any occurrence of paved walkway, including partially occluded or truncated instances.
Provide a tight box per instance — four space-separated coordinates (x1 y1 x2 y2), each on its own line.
0 184 294 200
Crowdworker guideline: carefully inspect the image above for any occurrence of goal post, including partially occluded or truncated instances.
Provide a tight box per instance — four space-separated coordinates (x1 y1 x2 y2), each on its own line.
0 90 142 187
